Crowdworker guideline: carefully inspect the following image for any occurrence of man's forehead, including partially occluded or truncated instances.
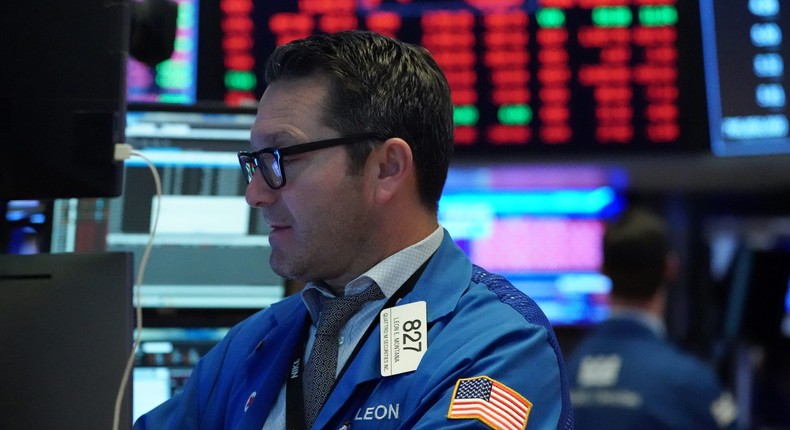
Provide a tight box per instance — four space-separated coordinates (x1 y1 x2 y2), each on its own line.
249 128 304 149
250 78 334 145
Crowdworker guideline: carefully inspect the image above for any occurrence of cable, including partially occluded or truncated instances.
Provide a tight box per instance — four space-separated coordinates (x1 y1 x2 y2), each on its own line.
112 146 162 430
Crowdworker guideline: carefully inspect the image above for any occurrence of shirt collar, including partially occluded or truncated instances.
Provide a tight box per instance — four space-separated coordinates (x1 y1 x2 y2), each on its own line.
301 226 444 323
362 226 443 298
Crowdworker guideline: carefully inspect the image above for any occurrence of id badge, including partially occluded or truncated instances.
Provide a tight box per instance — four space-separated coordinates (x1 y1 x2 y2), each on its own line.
380 301 428 377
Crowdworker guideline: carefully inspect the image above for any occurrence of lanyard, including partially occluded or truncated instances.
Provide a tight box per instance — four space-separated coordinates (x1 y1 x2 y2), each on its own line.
284 258 431 430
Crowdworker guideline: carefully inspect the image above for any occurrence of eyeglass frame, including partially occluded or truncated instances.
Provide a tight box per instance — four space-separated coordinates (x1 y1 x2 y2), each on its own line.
237 132 386 189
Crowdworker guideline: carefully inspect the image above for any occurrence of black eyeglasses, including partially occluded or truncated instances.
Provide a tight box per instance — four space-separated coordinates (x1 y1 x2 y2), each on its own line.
238 133 384 189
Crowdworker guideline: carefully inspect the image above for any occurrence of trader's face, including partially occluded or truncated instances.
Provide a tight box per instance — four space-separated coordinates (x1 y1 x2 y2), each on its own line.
246 77 377 287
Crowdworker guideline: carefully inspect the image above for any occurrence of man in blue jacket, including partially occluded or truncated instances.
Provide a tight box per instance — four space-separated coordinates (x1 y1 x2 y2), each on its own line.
134 30 573 429
566 207 738 429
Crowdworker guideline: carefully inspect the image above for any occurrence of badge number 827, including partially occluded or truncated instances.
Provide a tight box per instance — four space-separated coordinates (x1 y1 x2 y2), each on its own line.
380 301 427 377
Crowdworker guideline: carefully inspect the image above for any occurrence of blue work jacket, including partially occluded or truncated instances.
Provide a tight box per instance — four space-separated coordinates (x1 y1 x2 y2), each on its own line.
566 317 737 430
135 233 574 429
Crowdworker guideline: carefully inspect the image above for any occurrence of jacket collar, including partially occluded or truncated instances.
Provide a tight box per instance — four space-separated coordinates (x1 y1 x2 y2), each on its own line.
234 297 308 429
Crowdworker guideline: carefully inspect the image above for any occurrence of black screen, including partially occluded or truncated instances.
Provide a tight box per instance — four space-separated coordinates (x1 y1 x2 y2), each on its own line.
0 1 129 199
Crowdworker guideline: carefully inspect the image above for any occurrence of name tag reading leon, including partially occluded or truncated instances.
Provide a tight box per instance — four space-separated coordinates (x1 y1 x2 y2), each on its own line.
380 301 427 377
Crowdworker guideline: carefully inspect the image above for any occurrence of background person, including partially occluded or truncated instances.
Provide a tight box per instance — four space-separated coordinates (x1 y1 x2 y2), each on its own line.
135 30 574 429
566 207 738 429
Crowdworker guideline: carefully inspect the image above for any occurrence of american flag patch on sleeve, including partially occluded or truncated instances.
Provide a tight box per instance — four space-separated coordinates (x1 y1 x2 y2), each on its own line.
447 376 532 430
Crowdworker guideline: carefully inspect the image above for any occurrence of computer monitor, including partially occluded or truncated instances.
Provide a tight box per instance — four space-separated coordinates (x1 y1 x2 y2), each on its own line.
441 164 624 326
0 0 128 200
0 252 134 429
50 105 285 313
132 326 229 421
700 0 790 156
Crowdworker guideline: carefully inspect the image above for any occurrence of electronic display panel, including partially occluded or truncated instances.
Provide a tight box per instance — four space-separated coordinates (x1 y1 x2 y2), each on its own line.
699 0 790 156
441 165 624 325
234 0 706 155
159 0 709 155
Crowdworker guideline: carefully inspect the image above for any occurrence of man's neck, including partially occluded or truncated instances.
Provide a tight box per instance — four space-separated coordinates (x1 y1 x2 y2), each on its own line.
609 289 666 319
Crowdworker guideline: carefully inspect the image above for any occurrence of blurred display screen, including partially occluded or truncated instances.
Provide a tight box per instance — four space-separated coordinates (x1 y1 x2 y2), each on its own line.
144 0 709 155
700 0 790 156
250 0 699 154
128 0 200 104
441 165 623 325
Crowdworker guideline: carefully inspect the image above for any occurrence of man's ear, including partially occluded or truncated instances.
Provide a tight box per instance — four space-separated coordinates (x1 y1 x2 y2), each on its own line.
664 251 680 282
371 137 413 204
